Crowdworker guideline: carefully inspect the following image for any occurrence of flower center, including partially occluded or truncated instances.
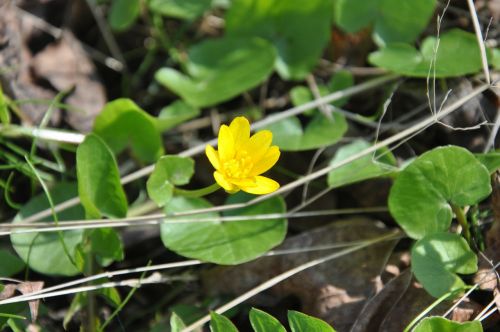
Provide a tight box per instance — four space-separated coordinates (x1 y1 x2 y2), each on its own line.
222 150 254 179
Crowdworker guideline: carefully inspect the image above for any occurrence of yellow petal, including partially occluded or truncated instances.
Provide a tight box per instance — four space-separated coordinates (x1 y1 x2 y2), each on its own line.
229 116 250 148
205 145 220 170
240 176 279 195
218 125 235 162
245 130 272 162
231 177 257 187
250 146 280 176
214 171 238 193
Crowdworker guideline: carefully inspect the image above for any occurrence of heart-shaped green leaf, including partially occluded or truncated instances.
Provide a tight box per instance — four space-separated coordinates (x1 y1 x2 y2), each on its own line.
369 29 486 78
156 37 275 107
161 195 287 265
147 156 195 207
334 0 436 45
93 98 164 163
11 182 84 276
327 139 397 188
389 146 491 239
149 0 212 21
226 0 332 80
412 233 478 298
77 134 128 219
266 112 347 151
250 308 286 332
288 311 336 332
412 316 483 332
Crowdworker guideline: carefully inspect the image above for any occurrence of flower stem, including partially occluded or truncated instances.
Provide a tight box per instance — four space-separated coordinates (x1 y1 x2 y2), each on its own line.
451 204 471 243
173 183 220 198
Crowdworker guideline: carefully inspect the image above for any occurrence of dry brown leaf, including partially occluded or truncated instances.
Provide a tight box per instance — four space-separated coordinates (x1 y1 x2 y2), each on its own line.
31 31 106 132
17 281 44 323
203 218 398 331
0 284 17 301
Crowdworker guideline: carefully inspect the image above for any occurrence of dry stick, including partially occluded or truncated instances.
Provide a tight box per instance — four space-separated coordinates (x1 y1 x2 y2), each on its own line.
466 0 491 85
0 260 202 306
12 74 398 225
182 231 402 332
0 207 389 236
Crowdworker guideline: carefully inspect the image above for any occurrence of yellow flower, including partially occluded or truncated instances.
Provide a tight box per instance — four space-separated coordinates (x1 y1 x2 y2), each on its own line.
205 116 280 195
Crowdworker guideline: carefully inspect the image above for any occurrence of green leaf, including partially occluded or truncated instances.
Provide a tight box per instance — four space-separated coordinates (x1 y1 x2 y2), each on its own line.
156 37 275 107
93 98 164 163
0 250 25 277
77 134 128 219
389 146 491 239
327 139 397 188
266 112 347 151
0 83 10 125
149 0 212 21
161 194 287 265
369 29 486 77
147 156 195 207
90 228 124 266
249 308 286 332
475 151 500 174
170 312 186 332
334 0 436 45
288 311 336 332
412 233 478 298
210 312 238 332
11 182 84 276
226 0 332 80
109 0 140 31
156 100 200 132
412 316 483 332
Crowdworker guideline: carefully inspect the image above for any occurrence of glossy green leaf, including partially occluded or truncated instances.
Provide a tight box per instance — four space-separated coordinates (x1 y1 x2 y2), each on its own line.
161 195 287 265
249 308 286 332
109 0 140 31
389 146 491 239
369 29 486 77
156 100 200 132
0 250 25 277
412 316 483 332
90 228 124 266
156 37 275 107
149 0 211 20
412 233 478 298
93 98 163 163
334 0 435 45
147 156 195 207
327 139 397 188
77 134 128 219
226 0 332 80
288 311 336 332
0 84 10 125
11 183 84 276
266 112 347 151
210 312 238 332
475 151 500 174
